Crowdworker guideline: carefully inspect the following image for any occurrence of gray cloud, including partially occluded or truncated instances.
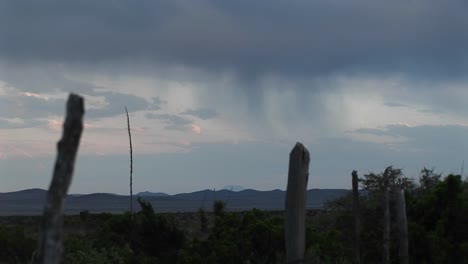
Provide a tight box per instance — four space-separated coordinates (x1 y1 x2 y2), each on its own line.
145 113 192 131
0 118 45 129
388 125 468 153
145 113 191 125
383 102 409 108
89 91 161 119
2 1 467 124
0 86 163 124
1 0 467 81
0 63 98 94
352 128 392 137
308 125 468 184
354 124 468 154
181 108 218 120
0 95 64 119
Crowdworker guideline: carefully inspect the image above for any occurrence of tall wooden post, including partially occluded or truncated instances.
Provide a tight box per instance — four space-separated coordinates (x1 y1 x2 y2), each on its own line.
285 142 310 264
352 170 361 264
396 189 409 264
383 187 391 264
36 94 84 264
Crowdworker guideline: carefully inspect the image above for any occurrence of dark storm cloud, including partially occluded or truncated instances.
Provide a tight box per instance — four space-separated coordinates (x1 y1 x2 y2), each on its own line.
0 64 97 94
1 0 467 80
181 108 218 120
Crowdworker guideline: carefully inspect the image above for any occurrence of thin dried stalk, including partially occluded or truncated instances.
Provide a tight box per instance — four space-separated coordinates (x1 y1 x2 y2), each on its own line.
125 106 133 213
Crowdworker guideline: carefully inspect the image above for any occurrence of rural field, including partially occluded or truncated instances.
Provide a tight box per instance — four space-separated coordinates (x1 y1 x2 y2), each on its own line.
1 168 467 263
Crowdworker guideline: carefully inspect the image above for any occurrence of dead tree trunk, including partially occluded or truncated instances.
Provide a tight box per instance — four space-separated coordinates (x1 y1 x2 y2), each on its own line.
352 170 361 264
383 187 391 264
285 142 310 264
396 189 409 264
35 94 84 264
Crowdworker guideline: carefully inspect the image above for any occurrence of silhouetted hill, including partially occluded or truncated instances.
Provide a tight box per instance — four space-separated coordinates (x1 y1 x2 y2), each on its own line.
137 191 170 197
74 193 121 201
174 189 233 200
222 185 245 191
0 188 47 200
0 188 349 215
0 189 47 215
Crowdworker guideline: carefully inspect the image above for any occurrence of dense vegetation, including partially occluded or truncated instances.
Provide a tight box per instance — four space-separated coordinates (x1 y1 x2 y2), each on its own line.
0 167 467 263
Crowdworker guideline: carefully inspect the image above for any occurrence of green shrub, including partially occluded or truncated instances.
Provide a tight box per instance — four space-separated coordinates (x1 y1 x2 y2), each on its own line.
197 208 208 232
0 225 36 263
96 198 185 263
180 209 285 264
213 200 225 217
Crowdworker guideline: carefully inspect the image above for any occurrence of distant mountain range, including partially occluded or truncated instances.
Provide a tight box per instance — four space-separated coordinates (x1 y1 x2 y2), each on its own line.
136 191 170 197
0 188 349 216
222 185 245 191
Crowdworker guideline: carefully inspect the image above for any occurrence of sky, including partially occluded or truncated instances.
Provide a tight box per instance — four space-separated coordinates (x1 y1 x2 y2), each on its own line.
1 0 468 194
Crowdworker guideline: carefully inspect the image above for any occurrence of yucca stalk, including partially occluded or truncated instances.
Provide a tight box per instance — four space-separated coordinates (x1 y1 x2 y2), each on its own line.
125 107 133 214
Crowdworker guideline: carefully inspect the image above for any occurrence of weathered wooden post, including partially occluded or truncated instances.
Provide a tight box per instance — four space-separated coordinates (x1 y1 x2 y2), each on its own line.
35 94 84 264
352 170 361 264
396 189 409 264
383 187 391 264
285 142 310 264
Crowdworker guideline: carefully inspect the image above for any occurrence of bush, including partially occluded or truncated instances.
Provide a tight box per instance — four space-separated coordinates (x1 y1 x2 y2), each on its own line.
197 208 208 232
213 200 225 217
180 209 285 264
63 236 132 264
96 198 185 263
79 210 90 223
0 225 36 263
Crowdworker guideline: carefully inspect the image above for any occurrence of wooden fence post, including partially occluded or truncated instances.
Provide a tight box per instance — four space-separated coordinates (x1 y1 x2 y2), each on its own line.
35 94 84 264
383 187 391 264
396 189 409 264
285 142 310 264
352 170 361 264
